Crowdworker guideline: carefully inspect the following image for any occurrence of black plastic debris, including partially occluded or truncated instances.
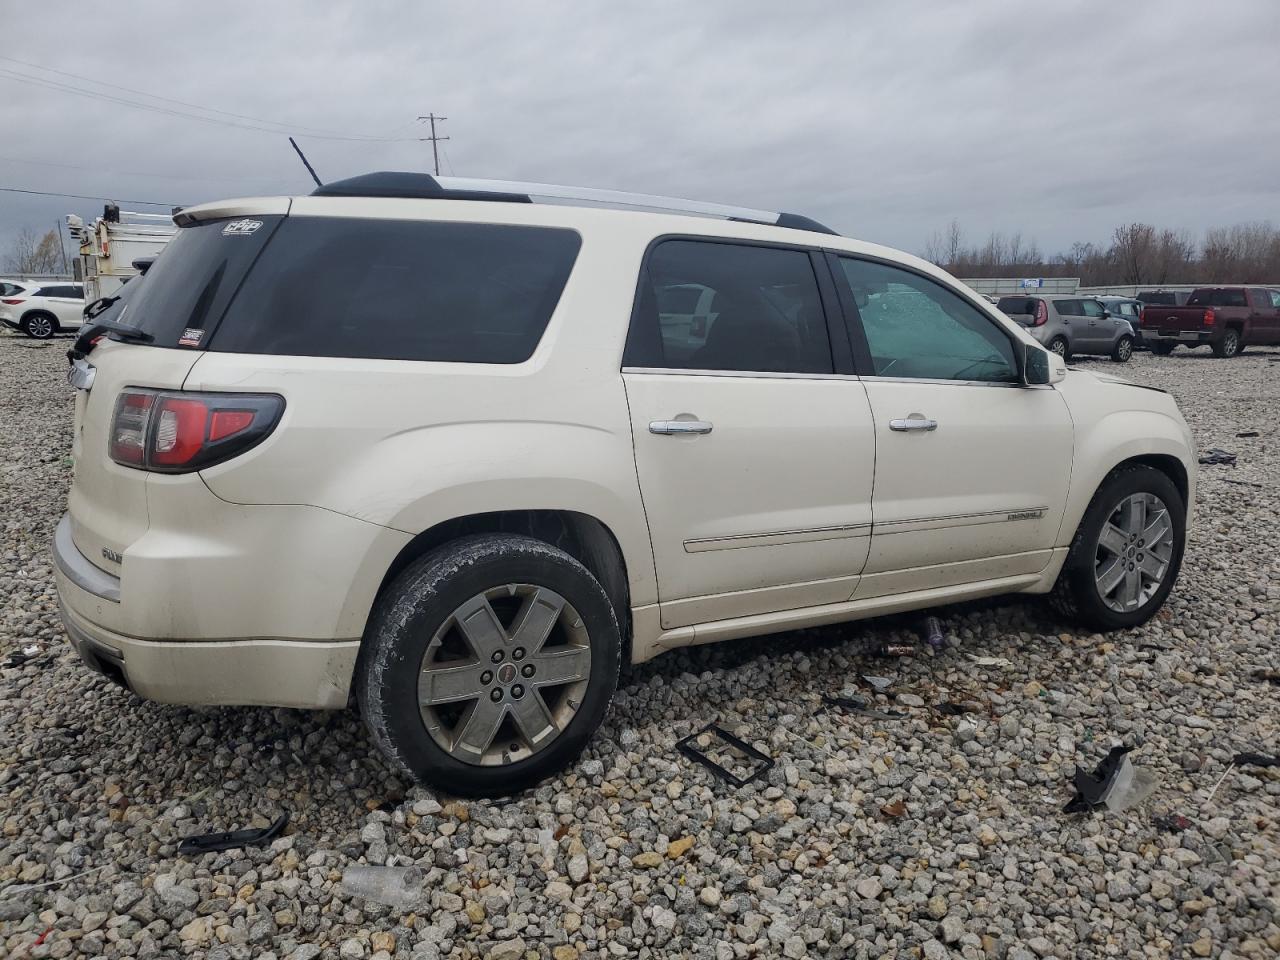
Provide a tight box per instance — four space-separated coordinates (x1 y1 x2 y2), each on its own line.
1198 448 1237 466
1154 813 1193 833
1064 745 1157 814
821 693 906 721
1236 431 1260 438
935 701 977 716
676 724 773 787
177 812 289 855
1232 752 1278 769
1221 477 1265 489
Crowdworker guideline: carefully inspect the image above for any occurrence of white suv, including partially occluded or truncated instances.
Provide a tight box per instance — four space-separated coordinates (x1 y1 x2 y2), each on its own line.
54 173 1195 796
0 281 85 338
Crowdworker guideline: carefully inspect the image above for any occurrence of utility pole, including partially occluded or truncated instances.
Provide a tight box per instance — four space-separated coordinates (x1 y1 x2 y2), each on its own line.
417 113 449 175
54 219 69 275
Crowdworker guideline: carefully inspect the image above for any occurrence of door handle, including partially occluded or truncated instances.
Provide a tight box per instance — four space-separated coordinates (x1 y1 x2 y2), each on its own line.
650 419 713 436
889 416 938 432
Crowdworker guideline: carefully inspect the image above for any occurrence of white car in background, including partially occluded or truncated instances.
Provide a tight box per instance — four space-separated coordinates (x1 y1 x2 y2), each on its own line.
0 282 86 338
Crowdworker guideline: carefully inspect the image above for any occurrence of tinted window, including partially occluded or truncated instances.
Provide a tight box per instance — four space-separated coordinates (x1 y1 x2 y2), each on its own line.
627 240 832 374
212 218 580 363
1271 290 1280 308
996 296 1037 315
124 216 284 347
1187 289 1248 307
1137 291 1174 305
1249 288 1271 308
1081 299 1105 317
840 258 1018 382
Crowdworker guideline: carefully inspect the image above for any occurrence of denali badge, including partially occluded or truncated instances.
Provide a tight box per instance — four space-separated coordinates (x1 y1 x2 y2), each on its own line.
222 218 263 236
102 547 123 564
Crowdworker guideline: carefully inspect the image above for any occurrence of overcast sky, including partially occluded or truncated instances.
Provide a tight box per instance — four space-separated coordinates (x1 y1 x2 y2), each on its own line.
2 0 1276 269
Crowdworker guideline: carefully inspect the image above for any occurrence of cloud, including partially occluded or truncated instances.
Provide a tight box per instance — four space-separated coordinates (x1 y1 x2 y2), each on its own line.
1 0 1276 268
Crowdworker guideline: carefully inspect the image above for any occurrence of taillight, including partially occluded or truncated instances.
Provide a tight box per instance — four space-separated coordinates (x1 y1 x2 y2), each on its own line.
108 389 283 473
1 298 25 305
1033 299 1048 327
1203 309 1215 327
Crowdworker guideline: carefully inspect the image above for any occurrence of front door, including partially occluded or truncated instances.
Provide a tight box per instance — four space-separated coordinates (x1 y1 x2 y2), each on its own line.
623 238 876 629
831 255 1075 598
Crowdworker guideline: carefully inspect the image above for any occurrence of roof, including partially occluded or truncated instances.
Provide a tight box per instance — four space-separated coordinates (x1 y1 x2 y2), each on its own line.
309 172 839 236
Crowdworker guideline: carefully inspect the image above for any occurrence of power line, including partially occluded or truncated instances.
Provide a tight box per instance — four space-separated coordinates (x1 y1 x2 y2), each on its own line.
417 114 449 175
0 186 180 207
0 153 296 186
0 53 386 141
0 63 419 143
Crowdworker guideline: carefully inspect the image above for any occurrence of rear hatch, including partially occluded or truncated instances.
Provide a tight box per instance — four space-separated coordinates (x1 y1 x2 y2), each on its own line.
66 205 287 575
995 296 1038 325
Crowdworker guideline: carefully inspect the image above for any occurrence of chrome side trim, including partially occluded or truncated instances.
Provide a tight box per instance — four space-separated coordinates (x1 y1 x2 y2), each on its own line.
52 514 121 603
685 523 871 553
874 506 1048 535
622 367 1026 388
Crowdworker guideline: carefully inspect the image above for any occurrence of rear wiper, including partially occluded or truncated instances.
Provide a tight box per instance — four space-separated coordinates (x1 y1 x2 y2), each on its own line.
69 320 154 360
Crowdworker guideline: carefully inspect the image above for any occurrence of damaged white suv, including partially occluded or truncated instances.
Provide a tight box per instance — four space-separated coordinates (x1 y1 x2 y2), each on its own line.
55 173 1194 796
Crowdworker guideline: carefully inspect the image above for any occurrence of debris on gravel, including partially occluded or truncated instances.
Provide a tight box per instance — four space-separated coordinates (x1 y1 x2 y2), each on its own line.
1 333 1277 958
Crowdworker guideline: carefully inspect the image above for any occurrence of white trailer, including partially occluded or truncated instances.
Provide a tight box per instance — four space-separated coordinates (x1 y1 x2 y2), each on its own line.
66 205 176 304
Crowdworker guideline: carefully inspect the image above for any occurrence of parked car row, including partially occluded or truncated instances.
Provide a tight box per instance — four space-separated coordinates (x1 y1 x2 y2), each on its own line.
995 294 1137 361
0 280 85 338
1138 286 1280 357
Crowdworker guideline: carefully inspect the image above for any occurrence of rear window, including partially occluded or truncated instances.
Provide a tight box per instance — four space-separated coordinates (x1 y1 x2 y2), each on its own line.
995 296 1037 315
211 217 581 363
1137 291 1175 305
1187 289 1248 307
120 215 284 347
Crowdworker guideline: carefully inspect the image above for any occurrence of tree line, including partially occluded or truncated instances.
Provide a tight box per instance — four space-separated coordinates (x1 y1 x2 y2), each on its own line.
4 227 67 275
922 220 1280 286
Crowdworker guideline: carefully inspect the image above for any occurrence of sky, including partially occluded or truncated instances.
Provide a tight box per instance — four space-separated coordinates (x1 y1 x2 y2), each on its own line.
1 0 1277 268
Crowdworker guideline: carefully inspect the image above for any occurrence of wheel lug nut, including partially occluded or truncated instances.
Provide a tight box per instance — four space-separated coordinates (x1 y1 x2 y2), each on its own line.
512 647 526 661
491 651 504 664
511 684 524 699
490 688 503 702
480 670 493 684
521 664 535 678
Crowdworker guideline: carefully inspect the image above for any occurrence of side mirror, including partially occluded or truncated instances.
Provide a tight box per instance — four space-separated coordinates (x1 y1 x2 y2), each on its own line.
1101 309 1112 319
1023 343 1067 385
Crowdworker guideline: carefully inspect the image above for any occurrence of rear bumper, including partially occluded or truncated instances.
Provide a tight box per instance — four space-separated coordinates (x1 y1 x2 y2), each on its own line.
1144 328 1215 345
58 597 358 708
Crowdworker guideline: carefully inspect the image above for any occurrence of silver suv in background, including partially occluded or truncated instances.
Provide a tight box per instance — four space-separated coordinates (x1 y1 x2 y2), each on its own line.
996 294 1135 361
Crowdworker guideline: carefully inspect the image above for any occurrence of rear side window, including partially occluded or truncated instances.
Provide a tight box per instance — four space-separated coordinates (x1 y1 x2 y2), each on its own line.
1187 289 1247 307
1248 289 1271 308
995 296 1037 315
1055 299 1083 316
212 218 580 363
625 240 832 374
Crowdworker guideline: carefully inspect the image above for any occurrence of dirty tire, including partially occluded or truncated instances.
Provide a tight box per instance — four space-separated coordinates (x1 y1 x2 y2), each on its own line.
1111 335 1133 363
1211 328 1241 358
357 534 620 798
1150 342 1175 355
20 312 56 339
1048 465 1186 631
1048 336 1069 360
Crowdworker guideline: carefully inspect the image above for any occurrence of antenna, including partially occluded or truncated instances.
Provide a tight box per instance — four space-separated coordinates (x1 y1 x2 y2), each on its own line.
417 114 449 175
288 137 323 187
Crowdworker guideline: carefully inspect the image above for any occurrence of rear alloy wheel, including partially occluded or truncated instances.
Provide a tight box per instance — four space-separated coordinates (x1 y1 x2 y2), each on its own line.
358 534 620 797
1048 336 1069 359
1211 329 1240 358
21 313 55 339
1111 335 1133 362
1049 465 1185 630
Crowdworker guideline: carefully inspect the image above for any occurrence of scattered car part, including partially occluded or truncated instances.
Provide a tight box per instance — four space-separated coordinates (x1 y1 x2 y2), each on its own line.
1236 431 1260 438
1198 448 1237 466
1064 745 1158 814
821 693 906 720
676 723 774 787
340 865 428 911
176 812 289 855
1232 751 1278 769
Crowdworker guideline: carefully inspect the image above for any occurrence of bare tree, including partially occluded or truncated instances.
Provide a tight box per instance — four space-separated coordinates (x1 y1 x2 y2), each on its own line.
4 227 63 275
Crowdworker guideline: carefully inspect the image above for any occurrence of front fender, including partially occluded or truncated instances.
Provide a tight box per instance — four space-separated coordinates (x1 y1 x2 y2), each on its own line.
1057 409 1195 545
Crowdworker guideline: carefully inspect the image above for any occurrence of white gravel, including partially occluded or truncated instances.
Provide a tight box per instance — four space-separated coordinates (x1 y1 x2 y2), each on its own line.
1 331 1277 959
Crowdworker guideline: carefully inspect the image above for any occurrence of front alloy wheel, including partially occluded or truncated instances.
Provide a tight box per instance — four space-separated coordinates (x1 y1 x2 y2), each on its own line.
418 584 591 766
1093 493 1175 613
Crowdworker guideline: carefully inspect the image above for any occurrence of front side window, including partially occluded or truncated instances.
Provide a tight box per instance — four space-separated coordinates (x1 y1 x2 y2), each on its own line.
839 258 1018 382
627 240 832 374
1081 299 1105 318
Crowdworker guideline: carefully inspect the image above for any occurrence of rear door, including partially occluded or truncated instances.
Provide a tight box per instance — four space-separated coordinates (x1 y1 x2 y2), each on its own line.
623 238 876 629
1054 299 1095 350
1248 288 1280 344
832 255 1073 597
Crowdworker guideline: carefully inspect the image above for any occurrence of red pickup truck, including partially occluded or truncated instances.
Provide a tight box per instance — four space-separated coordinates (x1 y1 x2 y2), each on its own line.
1140 286 1280 357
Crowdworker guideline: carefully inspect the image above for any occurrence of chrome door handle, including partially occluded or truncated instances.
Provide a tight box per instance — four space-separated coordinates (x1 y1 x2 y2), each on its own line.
889 417 938 432
650 419 713 436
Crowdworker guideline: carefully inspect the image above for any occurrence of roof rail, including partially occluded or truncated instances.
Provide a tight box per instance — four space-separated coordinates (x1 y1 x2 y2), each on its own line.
311 172 839 236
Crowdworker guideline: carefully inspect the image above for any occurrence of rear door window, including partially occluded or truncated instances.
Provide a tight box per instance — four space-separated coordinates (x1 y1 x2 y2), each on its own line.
625 240 833 374
211 218 581 363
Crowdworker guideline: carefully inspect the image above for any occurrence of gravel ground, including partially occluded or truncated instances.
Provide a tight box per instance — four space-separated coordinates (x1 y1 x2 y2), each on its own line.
1 331 1276 960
